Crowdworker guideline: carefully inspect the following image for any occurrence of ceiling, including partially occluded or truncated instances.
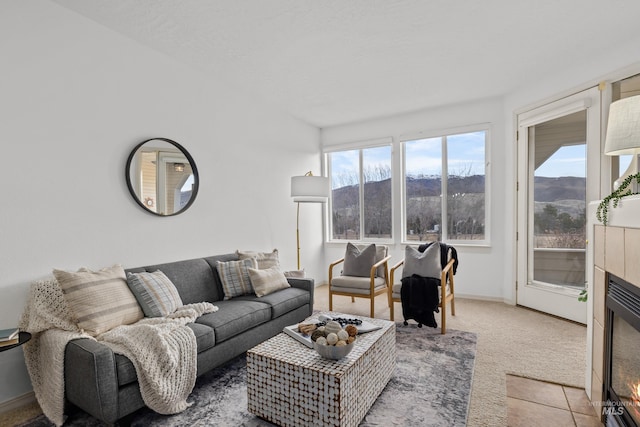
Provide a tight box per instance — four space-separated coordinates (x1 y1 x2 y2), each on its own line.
53 0 640 128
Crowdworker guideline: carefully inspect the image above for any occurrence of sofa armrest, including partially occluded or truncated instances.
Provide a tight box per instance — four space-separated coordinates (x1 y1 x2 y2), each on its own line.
65 338 120 424
287 277 315 316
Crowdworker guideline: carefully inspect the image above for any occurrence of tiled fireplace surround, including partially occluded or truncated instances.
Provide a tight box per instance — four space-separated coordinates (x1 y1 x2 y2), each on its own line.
588 195 640 424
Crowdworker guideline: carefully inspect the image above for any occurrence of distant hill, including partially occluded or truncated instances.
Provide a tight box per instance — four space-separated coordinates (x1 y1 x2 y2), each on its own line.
533 176 585 202
331 175 585 216
331 175 485 201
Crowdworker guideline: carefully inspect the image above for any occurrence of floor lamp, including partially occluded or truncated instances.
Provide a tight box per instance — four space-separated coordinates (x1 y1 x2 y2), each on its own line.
291 172 330 270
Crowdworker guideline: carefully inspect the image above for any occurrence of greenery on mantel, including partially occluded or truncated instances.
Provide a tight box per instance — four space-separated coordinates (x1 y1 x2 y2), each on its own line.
596 172 640 225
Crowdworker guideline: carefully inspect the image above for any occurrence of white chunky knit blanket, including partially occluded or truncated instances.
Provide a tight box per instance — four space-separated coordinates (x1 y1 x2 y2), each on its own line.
19 278 218 426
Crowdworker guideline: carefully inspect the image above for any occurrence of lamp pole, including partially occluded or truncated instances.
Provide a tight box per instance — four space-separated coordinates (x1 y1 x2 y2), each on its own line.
296 201 301 270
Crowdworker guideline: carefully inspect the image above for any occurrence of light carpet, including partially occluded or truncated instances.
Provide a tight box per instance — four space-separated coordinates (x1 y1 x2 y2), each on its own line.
20 325 477 427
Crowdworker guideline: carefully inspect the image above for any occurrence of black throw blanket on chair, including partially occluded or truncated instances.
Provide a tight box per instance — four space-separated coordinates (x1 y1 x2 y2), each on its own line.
401 274 440 328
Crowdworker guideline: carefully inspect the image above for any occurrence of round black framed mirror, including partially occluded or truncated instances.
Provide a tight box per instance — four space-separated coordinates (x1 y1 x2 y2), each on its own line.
125 138 199 216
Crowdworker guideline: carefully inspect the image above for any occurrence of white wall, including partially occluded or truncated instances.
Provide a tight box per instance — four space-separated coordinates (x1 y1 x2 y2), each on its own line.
502 38 640 304
0 1 321 404
320 34 640 308
321 97 507 301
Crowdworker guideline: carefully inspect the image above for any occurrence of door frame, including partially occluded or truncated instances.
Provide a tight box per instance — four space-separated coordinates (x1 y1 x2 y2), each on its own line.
515 87 602 324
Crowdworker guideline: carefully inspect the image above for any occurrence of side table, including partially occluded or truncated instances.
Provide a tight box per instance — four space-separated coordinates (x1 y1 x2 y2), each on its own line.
0 332 31 352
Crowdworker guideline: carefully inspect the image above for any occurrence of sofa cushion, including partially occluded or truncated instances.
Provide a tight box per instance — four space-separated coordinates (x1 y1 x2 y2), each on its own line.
236 287 309 319
126 270 183 317
195 300 271 343
114 322 215 387
247 266 290 297
129 258 219 305
236 249 280 269
217 258 258 299
53 265 143 336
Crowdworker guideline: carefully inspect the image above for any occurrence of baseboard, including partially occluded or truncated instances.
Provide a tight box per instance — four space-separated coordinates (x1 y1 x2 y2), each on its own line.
0 391 36 414
455 293 505 303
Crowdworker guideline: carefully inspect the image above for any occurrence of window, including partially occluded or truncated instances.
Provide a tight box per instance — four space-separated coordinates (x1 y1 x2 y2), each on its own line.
327 144 392 241
403 127 488 243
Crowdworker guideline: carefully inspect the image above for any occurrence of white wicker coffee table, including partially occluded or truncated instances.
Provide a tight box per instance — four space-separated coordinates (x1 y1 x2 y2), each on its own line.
246 312 396 427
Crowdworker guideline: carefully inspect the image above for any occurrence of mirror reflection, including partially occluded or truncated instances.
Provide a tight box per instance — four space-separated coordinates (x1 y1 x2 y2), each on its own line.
126 138 199 216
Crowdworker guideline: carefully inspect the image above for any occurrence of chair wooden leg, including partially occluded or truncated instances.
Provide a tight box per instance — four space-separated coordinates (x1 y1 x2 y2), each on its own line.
329 289 333 311
451 295 456 316
351 296 355 303
440 300 447 335
370 297 374 318
390 300 395 321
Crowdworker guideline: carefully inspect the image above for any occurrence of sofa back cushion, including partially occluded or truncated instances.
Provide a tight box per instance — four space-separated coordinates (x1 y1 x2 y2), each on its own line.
127 258 221 305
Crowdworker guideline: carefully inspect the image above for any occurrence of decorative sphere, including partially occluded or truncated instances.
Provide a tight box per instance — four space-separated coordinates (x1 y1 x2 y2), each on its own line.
311 330 325 342
345 325 358 337
324 321 342 335
336 340 347 346
326 333 338 345
337 330 349 341
316 336 327 346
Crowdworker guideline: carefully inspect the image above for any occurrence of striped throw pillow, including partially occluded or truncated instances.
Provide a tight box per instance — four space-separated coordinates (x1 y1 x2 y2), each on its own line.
217 258 257 299
53 265 143 336
126 270 183 317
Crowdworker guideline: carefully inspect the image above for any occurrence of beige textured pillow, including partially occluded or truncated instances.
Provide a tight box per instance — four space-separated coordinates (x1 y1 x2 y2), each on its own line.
247 266 290 297
237 249 280 269
53 265 143 336
283 269 306 278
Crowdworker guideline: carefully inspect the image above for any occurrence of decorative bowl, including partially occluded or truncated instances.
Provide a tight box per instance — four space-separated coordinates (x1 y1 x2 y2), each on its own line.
313 338 356 360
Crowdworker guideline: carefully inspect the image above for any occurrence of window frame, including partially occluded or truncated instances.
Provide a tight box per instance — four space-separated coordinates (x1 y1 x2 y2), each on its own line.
400 123 491 246
324 137 394 244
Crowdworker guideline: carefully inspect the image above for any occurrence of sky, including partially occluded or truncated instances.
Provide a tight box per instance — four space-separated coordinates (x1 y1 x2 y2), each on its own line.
535 145 586 178
328 131 630 184
328 131 486 186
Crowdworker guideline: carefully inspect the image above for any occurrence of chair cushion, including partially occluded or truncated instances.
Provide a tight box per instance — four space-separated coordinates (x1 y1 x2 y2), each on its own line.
331 275 386 293
403 244 441 279
392 282 450 300
343 243 376 277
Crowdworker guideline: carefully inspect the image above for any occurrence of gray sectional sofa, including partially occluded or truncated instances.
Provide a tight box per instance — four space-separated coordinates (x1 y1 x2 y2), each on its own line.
63 253 314 424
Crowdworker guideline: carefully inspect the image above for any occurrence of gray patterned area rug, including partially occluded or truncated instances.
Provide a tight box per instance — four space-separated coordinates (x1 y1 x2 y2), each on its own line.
23 325 476 427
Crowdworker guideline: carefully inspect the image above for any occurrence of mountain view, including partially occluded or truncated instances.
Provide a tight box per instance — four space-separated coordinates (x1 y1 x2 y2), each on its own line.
331 175 585 243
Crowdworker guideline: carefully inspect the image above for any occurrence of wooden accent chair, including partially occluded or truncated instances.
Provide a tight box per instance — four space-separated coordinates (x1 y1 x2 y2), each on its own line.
328 244 391 318
389 245 456 334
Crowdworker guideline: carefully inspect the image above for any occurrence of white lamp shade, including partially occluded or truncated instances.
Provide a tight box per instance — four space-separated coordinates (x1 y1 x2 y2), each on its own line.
291 175 330 203
604 95 640 156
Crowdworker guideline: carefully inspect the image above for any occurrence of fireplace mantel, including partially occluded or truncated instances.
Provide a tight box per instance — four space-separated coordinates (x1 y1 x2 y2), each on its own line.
587 194 640 424
598 194 640 228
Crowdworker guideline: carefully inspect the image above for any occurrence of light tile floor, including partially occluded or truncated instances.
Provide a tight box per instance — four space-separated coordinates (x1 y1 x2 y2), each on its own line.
506 375 603 427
